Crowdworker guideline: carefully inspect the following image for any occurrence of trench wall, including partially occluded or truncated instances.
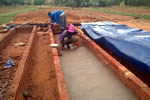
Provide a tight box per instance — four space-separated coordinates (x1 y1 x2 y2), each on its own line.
49 26 70 100
7 26 36 100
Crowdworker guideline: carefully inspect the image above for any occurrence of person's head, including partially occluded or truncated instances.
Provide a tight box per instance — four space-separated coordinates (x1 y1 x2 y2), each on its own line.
48 12 51 17
68 24 75 34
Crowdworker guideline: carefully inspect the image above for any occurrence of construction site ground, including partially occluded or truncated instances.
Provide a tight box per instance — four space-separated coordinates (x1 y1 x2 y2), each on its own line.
0 7 150 100
13 8 150 31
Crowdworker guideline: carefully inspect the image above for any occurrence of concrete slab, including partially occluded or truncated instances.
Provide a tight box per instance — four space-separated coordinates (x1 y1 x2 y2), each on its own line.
60 46 138 100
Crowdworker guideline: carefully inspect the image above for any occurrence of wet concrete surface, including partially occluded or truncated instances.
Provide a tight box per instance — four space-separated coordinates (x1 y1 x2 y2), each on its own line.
60 46 138 100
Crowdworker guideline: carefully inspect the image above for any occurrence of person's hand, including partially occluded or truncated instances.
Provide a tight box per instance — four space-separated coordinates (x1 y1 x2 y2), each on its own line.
76 33 80 36
50 23 54 28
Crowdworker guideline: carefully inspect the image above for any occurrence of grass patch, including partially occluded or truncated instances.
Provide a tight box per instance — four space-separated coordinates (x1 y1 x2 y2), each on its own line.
84 8 150 20
0 7 39 25
0 6 26 14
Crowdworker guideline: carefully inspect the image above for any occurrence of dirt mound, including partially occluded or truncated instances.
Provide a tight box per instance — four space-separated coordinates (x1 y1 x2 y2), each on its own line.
14 8 131 24
13 8 150 31
66 10 131 23
14 9 50 24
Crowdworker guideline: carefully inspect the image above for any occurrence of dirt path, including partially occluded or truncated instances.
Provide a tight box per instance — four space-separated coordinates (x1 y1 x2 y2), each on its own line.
25 31 60 100
60 46 138 100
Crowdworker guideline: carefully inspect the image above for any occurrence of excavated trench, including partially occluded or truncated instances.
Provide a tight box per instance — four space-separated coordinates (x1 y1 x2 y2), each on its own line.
0 27 32 100
1 24 150 100
0 26 60 100
23 29 60 100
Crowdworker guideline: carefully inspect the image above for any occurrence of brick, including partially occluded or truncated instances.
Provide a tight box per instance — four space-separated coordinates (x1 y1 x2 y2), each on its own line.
52 48 58 56
49 26 70 100
125 72 148 89
140 87 150 100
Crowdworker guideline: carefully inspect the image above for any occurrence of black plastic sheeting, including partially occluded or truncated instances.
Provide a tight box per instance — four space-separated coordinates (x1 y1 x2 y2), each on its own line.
81 21 150 73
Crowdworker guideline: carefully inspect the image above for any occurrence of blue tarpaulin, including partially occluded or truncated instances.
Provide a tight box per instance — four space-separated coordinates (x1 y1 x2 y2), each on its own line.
81 21 150 73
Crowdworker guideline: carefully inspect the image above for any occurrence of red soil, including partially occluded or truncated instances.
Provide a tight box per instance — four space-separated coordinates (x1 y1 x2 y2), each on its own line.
0 32 30 99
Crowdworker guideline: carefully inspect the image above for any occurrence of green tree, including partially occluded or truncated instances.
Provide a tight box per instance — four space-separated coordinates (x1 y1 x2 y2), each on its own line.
3 0 12 5
34 0 45 5
24 0 32 5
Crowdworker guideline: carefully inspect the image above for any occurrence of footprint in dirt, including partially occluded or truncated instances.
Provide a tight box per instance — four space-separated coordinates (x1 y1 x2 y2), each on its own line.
23 90 34 100
23 87 34 100
49 70 55 80
11 55 21 60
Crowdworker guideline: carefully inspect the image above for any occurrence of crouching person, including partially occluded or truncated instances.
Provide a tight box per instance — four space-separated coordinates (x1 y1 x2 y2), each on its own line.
59 24 78 50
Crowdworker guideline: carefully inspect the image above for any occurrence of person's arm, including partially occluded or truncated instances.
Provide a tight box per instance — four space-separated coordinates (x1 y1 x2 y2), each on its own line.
51 15 55 23
59 33 65 43
49 13 55 27
59 30 67 43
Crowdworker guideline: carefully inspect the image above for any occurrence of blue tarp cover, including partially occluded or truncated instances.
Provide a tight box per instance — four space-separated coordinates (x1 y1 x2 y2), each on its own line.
81 21 150 73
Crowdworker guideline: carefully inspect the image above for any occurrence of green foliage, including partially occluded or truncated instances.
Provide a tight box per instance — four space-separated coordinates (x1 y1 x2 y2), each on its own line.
53 0 61 5
0 8 39 25
0 0 24 5
0 0 45 5
120 0 126 9
51 0 150 7
34 0 45 5
0 0 150 6
24 0 32 5
51 0 122 7
125 0 150 6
